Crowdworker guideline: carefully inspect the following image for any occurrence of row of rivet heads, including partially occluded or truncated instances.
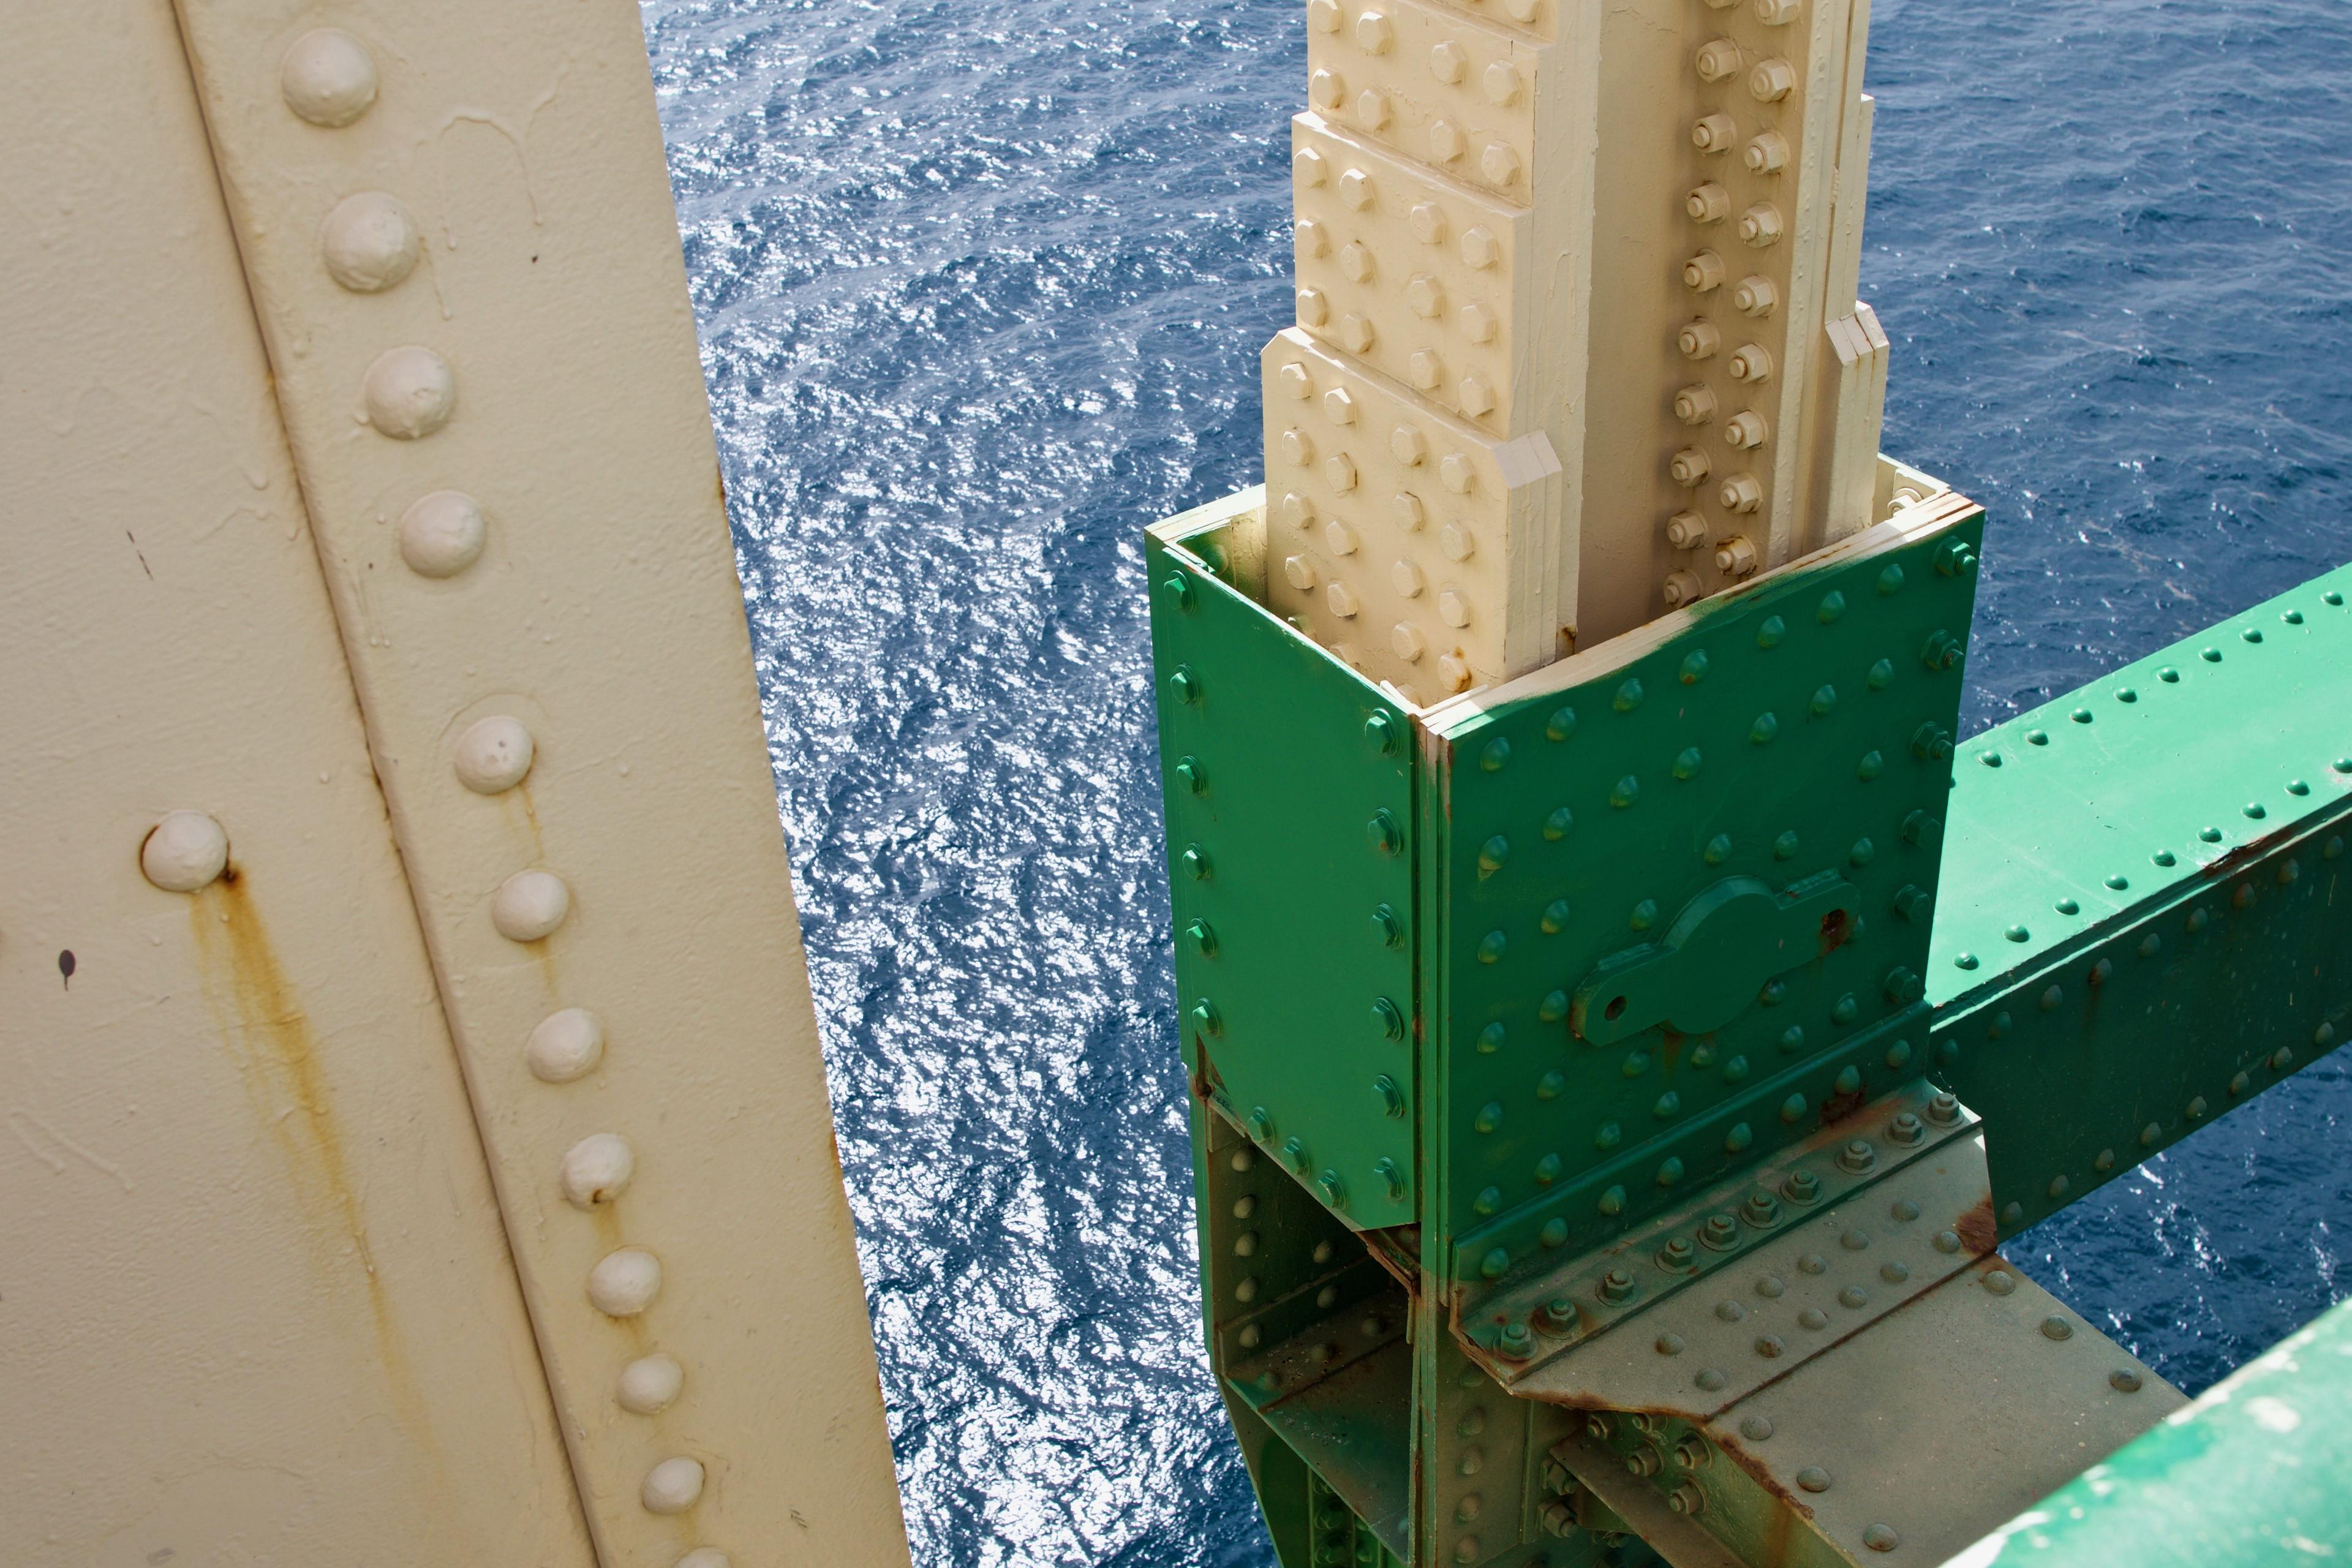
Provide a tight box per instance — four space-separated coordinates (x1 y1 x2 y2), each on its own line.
1291 126 1523 433
1962 854 2346 1230
1306 0 1544 205
1433 1352 1516 1566
1216 1144 1362 1351
1468 1091 1967 1359
1962 591 2352 967
275 27 722 1558
1658 2 1814 608
1262 340 1518 698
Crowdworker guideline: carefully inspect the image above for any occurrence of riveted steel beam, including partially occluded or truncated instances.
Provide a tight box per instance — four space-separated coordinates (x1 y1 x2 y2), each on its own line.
165 6 907 1564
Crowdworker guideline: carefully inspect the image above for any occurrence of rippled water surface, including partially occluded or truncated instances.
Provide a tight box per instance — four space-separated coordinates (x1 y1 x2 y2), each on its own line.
639 1 2352 1561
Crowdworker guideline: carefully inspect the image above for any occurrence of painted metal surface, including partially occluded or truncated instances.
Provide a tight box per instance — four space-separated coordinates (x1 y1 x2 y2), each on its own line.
1953 1292 2352 1567
0 4 593 1562
1928 563 2352 1236
160 2 910 1562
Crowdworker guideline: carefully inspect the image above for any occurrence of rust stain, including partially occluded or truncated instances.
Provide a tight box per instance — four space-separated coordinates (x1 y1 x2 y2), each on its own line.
1956 1193 2000 1255
189 867 424 1430
2203 824 2294 879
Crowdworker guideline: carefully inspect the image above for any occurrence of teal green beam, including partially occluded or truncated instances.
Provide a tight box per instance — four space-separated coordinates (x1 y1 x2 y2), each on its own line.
1954 1293 2352 1565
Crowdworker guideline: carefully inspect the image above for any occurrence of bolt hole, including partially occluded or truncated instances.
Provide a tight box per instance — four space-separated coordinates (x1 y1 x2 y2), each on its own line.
1605 996 1629 1022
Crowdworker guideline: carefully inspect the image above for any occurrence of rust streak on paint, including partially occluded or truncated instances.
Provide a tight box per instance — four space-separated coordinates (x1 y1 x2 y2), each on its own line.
189 865 416 1409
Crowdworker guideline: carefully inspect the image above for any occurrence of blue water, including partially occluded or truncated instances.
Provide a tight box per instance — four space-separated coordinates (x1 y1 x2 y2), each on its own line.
639 1 2352 1562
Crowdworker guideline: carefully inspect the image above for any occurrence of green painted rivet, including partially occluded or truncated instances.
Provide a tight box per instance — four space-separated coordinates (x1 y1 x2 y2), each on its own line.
1725 1121 1753 1153
1185 918 1217 956
2199 826 2223 843
1885 1039 1914 1069
1374 1075 1406 1118
1474 1101 1504 1134
2040 984 2064 1012
2187 908 2209 932
1367 809 1403 855
1751 712 1780 744
2005 924 2030 943
1673 746 1703 780
2139 933 2162 958
1981 751 2004 768
1884 967 1921 1003
1599 1184 1627 1215
1375 1156 1406 1200
1540 898 1571 934
1161 572 1193 607
1761 979 1789 1006
1615 678 1645 713
1867 657 1894 689
1183 844 1212 880
1477 834 1510 877
1540 1218 1569 1247
1774 829 1800 859
1704 833 1733 865
1170 665 1202 704
1691 1042 1717 1068
1372 997 1405 1041
1535 1152 1563 1182
1818 590 1846 624
1191 999 1223 1036
2244 802 2267 820
1809 684 1838 718
1850 838 1875 867
2329 591 2346 606
2139 1121 2162 1147
1248 1107 1274 1140
1622 1050 1649 1079
1989 1009 2014 1038
1371 904 1403 947
1681 650 1711 685
1876 563 1905 595
1611 775 1641 807
2329 837 2346 860
1757 615 1787 649
1596 1120 1623 1150
1630 898 1659 930
1472 1185 1501 1216
2203 647 2223 663
1476 930 1506 964
2285 609 2307 625
1539 989 1569 1023
1542 805 1576 842
1173 756 1206 793
1654 1091 1681 1120
1365 711 1398 755
1480 1248 1510 1280
2288 779 2311 796
1546 705 1578 742
2117 687 2139 703
2070 708 2094 725
1318 1170 1348 1210
1955 952 1978 970
1857 750 1884 781
1536 1071 1565 1101
2153 849 2177 866
2105 874 2129 890
2056 897 2080 915
1480 736 1512 772
2230 1071 2251 1096
2242 627 2264 644
1476 1022 1506 1055
2026 729 2049 747
1780 1093 1808 1123
2001 1201 2023 1224
1832 995 1859 1025
2159 666 2180 683
2187 1095 2209 1120
1724 1054 1751 1082
1656 1157 1686 1186
1834 1065 1863 1095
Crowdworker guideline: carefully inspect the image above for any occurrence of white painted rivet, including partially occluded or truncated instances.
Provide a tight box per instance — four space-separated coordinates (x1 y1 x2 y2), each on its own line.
363 346 456 440
320 192 420 293
1391 622 1427 662
492 869 571 942
527 1008 606 1083
453 715 535 794
396 489 486 578
587 1247 663 1316
1284 554 1317 592
641 1457 706 1515
1439 589 1472 628
618 1352 687 1415
1326 581 1360 619
281 29 378 127
561 1133 637 1209
141 811 228 892
674 1552 731 1568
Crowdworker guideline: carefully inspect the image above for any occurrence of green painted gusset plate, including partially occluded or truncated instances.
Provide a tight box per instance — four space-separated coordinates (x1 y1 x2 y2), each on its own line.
1428 505 1986 1284
1927 563 2352 1235
1150 490 1419 1228
1929 560 2352 997
1953 1292 2352 1567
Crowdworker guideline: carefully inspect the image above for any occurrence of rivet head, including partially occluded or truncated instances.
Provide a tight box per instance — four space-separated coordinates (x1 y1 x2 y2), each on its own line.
363 345 458 440
453 714 536 794
397 490 488 578
587 1247 663 1316
641 1456 706 1515
1984 1268 2017 1295
560 1133 636 1209
1863 1524 1900 1553
2041 1314 2074 1341
526 1008 606 1082
141 810 229 892
617 1352 687 1414
2111 1369 2144 1393
1365 711 1398 753
492 869 572 942
320 191 421 293
674 1551 731 1568
281 28 379 127
1796 1466 1831 1493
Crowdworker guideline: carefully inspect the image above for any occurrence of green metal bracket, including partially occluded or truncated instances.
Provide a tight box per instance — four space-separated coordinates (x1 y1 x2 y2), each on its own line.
1572 873 1861 1046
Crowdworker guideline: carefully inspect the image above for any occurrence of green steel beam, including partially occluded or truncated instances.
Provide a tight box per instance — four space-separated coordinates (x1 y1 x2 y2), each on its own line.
1954 1293 2352 1566
1926 563 2352 1237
